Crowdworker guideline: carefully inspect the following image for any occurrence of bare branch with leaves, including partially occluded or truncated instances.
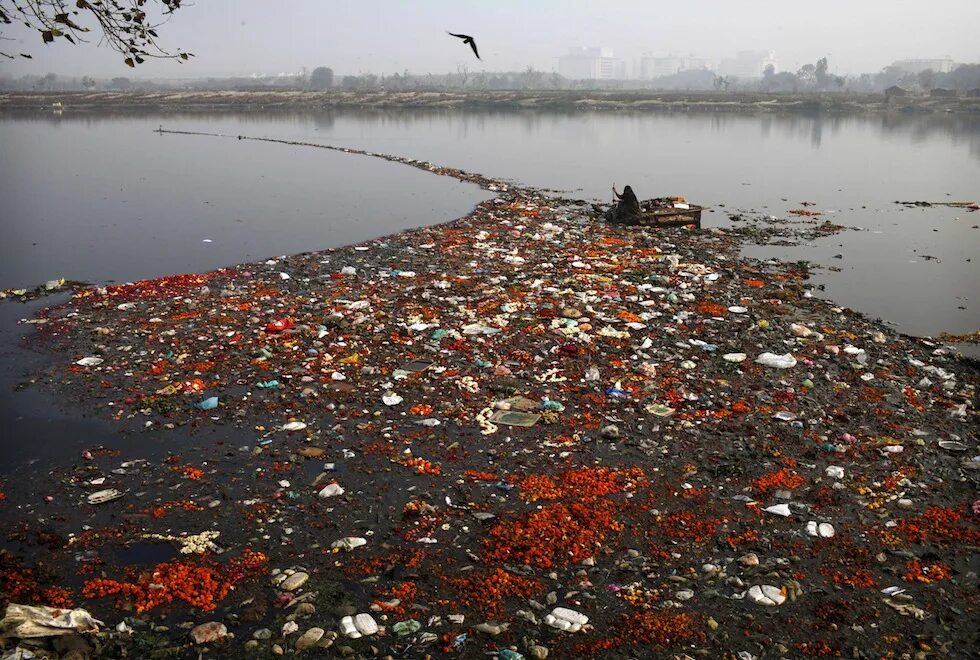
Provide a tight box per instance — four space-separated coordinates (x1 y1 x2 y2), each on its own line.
0 0 192 66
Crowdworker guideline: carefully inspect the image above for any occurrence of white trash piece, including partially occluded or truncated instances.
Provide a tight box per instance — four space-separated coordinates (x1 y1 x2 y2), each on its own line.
331 537 367 552
318 483 345 498
723 353 747 363
755 353 797 369
340 613 378 638
382 391 404 406
747 585 786 606
543 607 589 632
789 323 813 338
763 503 792 517
806 521 835 538
87 489 123 505
825 466 845 479
282 421 307 432
75 357 104 367
0 603 104 638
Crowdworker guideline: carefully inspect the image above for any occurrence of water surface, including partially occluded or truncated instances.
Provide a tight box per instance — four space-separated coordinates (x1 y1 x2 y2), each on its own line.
1 109 977 336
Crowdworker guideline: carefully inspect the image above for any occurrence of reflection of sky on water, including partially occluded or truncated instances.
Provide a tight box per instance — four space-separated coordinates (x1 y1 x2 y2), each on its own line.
0 109 976 336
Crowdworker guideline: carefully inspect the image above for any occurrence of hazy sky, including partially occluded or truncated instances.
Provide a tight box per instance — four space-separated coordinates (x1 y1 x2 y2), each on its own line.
1 0 977 78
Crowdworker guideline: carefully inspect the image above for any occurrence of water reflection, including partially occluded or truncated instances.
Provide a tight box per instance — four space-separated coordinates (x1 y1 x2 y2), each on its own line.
6 108 977 159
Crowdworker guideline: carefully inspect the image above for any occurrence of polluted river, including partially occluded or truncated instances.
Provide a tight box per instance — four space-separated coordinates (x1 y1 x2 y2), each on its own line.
0 110 977 659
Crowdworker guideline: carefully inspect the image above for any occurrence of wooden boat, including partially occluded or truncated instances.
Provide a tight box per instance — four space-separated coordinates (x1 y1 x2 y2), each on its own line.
632 200 703 228
603 198 703 228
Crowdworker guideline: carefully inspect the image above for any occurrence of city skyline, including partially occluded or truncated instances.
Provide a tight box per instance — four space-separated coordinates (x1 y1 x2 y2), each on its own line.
0 0 976 79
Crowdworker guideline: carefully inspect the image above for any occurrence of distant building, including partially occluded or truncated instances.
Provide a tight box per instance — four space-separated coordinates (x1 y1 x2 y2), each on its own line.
638 55 709 80
890 58 956 74
884 85 910 98
718 51 777 79
929 88 957 98
558 47 619 80
967 88 980 98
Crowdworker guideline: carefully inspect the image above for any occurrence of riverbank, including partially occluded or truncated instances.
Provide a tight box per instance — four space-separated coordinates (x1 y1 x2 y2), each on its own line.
2 89 979 115
0 146 977 659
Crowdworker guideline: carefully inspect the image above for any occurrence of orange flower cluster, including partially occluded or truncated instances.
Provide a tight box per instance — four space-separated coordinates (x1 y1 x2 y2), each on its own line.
618 583 662 609
517 474 562 502
892 506 980 546
463 470 498 481
695 301 728 317
575 611 704 656
343 548 425 579
83 561 231 613
41 586 74 609
617 310 642 323
242 500 271 521
744 279 766 288
372 580 417 615
0 556 70 609
829 569 877 589
100 272 212 302
484 499 623 568
145 499 204 519
223 549 269 583
625 610 705 646
409 404 433 416
402 499 428 516
444 568 540 617
658 511 721 543
902 386 925 412
400 457 442 476
724 528 759 549
518 467 647 503
754 468 806 495
82 550 267 613
174 465 204 480
903 560 951 584
882 466 917 491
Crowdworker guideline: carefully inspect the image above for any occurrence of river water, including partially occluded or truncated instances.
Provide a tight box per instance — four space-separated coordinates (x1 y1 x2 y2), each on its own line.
0 109 977 337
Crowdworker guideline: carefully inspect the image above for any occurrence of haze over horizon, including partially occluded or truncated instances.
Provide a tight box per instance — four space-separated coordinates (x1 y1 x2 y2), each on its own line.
0 0 978 79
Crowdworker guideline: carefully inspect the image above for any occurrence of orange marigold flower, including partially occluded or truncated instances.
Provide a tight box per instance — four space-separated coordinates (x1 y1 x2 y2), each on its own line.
903 560 951 584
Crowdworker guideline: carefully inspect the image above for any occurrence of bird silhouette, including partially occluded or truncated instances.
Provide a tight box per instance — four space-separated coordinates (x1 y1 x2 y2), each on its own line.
447 31 480 60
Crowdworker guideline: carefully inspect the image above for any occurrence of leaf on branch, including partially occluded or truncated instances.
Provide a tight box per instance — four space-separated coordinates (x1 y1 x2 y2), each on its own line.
179 52 188 60
124 57 135 67
64 34 75 44
76 0 90 8
55 13 87 30
42 30 54 43
21 53 33 58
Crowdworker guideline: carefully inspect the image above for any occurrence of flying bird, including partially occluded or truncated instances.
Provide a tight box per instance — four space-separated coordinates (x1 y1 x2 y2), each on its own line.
447 31 480 60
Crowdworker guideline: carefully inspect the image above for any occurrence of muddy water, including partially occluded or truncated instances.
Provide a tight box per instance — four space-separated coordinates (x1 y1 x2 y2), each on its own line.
1 110 977 336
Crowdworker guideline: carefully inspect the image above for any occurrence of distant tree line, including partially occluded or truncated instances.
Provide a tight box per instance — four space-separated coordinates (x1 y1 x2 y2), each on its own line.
2 58 978 94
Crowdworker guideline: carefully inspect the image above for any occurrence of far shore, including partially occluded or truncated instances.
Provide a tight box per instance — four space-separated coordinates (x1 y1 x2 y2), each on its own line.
1 89 978 115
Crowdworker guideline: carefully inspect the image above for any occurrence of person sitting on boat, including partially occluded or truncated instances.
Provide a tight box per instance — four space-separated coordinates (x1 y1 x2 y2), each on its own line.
606 183 641 224
612 184 641 215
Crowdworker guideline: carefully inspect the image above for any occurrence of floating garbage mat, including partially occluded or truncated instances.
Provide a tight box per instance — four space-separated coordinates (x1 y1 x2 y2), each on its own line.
0 141 977 659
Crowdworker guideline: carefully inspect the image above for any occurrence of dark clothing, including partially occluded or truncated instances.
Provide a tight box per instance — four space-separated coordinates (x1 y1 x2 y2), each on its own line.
615 185 641 215
606 184 641 224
